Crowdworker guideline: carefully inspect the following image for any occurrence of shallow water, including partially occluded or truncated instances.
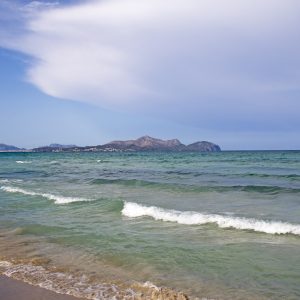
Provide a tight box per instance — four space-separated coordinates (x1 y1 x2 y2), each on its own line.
0 151 300 299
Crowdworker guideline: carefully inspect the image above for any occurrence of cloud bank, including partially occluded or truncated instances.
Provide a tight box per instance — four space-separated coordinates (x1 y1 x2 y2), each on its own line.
1 0 300 130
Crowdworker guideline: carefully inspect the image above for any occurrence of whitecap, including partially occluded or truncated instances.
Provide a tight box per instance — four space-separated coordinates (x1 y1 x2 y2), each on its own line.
16 160 32 164
122 202 300 236
142 281 160 291
0 179 9 183
0 179 23 185
0 186 90 204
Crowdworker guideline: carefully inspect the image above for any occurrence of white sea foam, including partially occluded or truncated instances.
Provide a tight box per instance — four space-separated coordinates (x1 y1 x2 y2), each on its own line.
0 179 9 183
0 261 13 268
122 202 300 236
0 179 23 183
0 260 136 300
142 281 160 291
16 160 32 164
0 186 90 204
0 259 186 299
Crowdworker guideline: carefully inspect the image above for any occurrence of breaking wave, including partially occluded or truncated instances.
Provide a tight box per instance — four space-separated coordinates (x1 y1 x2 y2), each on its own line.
16 160 32 164
0 186 90 204
0 179 23 183
122 202 300 236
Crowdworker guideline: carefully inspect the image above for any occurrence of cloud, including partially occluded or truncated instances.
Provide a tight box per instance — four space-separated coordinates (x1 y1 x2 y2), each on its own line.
23 1 60 12
1 0 300 130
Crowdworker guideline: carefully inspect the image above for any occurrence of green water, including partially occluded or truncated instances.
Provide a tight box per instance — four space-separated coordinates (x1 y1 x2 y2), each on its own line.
0 151 300 299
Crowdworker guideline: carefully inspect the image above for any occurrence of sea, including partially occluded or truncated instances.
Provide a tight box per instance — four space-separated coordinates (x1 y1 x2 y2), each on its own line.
0 151 299 299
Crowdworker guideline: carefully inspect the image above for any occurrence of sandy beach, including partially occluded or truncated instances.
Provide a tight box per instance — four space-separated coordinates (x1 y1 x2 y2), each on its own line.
0 275 82 300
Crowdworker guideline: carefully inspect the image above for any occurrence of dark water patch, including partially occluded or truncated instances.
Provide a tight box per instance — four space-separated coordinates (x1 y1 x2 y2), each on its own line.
91 178 160 188
238 185 300 195
129 169 300 181
0 170 48 177
165 170 197 176
195 185 300 195
20 224 68 236
286 174 300 179
238 173 300 180
90 178 300 195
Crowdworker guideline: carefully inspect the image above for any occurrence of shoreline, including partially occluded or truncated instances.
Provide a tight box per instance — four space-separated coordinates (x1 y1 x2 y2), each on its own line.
0 274 190 300
0 275 83 300
0 258 190 300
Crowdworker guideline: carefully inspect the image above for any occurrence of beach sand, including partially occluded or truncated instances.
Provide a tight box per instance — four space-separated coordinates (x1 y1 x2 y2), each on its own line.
0 275 82 300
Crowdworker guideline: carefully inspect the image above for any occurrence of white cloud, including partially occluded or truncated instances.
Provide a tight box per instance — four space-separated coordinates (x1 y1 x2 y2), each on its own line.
2 0 300 129
23 1 59 11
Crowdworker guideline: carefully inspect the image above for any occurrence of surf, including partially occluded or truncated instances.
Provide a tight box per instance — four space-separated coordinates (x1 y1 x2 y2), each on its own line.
0 185 90 204
122 202 300 236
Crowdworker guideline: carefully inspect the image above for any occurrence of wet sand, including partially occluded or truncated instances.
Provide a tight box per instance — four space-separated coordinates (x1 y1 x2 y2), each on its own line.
0 275 82 300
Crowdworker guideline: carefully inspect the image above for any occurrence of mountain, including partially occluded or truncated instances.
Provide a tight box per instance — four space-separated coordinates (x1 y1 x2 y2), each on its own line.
185 141 221 152
103 136 185 151
97 136 220 152
32 144 78 152
31 136 221 152
49 144 77 149
0 143 23 151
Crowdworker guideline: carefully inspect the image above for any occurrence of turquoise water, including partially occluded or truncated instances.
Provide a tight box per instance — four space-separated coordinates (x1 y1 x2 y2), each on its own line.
0 151 300 299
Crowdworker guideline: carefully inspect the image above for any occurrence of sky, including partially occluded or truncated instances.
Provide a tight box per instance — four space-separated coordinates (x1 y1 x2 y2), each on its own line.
0 0 300 150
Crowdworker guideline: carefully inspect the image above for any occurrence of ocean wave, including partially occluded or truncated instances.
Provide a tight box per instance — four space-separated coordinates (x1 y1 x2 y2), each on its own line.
240 173 300 180
238 185 300 194
92 178 158 187
0 179 10 183
92 178 300 194
0 179 23 183
0 186 90 204
0 178 23 183
122 202 300 236
16 160 32 164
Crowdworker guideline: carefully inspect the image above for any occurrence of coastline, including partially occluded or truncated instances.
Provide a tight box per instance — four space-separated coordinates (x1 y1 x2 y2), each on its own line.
0 274 190 300
0 258 190 300
0 275 82 300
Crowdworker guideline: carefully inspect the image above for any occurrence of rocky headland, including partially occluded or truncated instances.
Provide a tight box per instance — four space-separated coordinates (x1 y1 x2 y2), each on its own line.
0 143 24 151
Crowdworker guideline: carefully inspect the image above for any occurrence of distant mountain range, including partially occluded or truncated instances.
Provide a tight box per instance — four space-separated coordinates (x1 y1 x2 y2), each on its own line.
0 143 24 151
49 144 77 148
0 137 221 152
32 144 78 152
32 136 221 152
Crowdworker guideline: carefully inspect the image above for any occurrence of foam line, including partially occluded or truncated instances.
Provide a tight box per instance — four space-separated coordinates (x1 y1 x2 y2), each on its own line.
0 186 90 204
122 202 300 235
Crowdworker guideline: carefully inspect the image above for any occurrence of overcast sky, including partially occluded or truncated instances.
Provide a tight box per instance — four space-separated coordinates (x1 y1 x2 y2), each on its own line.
0 0 300 149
